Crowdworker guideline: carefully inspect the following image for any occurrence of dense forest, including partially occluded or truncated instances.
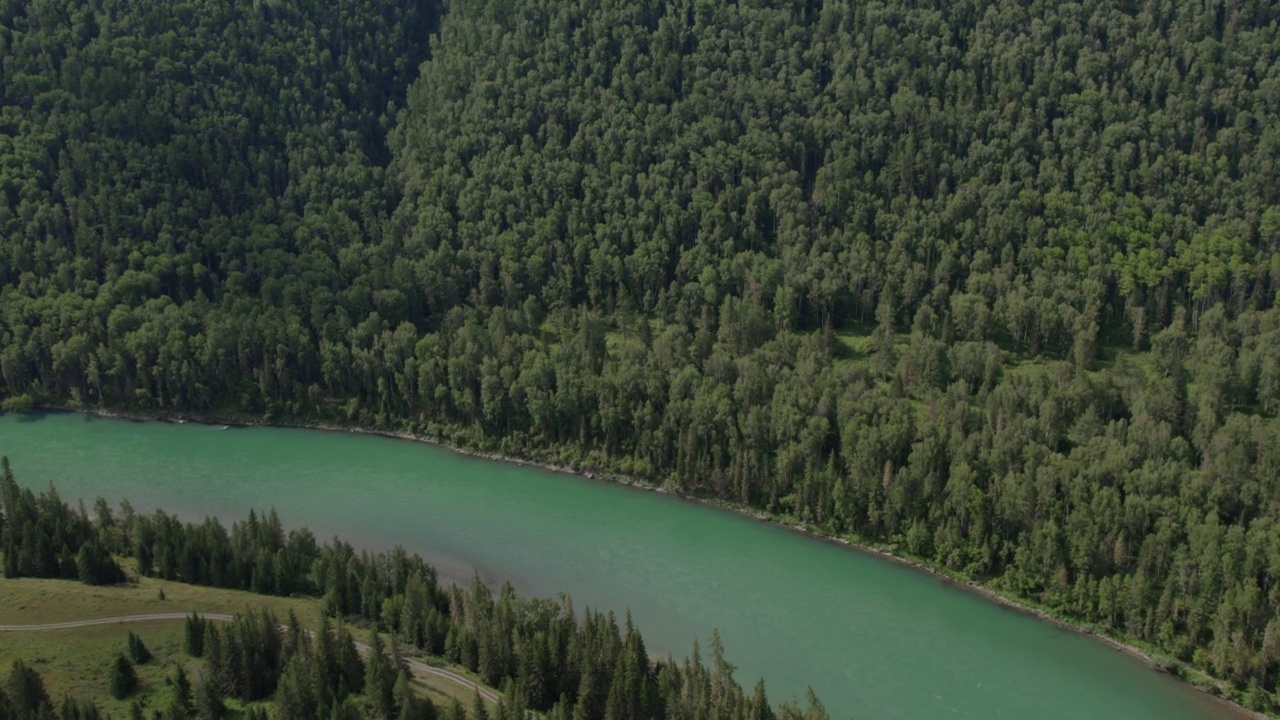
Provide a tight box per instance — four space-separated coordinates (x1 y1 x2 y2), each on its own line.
4 0 1280 710
0 464 826 720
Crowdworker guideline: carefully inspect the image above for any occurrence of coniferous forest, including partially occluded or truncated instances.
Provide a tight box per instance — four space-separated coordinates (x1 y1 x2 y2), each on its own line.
3 0 1280 710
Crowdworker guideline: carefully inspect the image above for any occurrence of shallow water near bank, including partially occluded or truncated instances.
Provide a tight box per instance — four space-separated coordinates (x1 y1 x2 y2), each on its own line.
0 411 1254 720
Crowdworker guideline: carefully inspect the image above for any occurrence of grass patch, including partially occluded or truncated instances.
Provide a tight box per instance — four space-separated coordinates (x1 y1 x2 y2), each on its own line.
0 575 318 626
1 620 190 716
0 576 500 714
403 654 494 710
0 576 321 715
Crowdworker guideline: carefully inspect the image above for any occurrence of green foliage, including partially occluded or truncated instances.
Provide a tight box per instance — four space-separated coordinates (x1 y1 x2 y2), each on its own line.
125 633 151 665
57 696 101 720
170 666 193 719
184 613 207 658
5 0 1280 704
193 676 224 720
2 470 816 720
0 396 33 414
76 541 124 586
6 660 52 720
203 611 285 702
364 632 396 720
108 655 137 700
0 467 124 585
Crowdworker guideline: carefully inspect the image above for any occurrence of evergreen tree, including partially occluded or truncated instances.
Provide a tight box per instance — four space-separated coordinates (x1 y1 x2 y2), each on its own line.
109 655 138 700
184 614 206 657
364 632 396 720
470 691 489 720
447 700 466 720
3 539 16 578
172 666 194 718
194 677 225 720
394 671 435 720
58 696 102 720
5 661 51 720
126 632 153 665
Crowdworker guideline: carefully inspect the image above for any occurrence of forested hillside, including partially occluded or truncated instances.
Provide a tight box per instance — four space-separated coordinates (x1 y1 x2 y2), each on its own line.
4 0 1280 710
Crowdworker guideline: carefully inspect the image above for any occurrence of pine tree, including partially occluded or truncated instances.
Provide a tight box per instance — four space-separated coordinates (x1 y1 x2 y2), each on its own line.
172 666 194 717
126 632 153 664
59 695 103 720
194 677 225 720
275 654 318 720
109 655 138 700
331 696 363 720
333 626 365 699
470 691 488 720
393 670 435 720
7 660 52 719
3 537 18 578
184 613 206 657
447 699 466 720
58 543 78 579
34 533 56 578
365 631 395 720
748 680 775 720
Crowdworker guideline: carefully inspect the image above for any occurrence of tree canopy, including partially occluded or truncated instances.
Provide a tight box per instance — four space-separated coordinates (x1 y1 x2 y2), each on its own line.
3 0 1280 710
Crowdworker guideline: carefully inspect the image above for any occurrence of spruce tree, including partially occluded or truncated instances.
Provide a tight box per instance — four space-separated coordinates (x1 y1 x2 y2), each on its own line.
2 539 16 578
58 543 77 579
333 626 364 699
184 614 206 657
34 533 55 578
172 666 193 717
126 632 153 665
470 691 488 720
59 695 102 720
109 655 138 700
393 671 435 720
6 660 52 719
447 700 466 720
364 632 395 720
194 677 225 720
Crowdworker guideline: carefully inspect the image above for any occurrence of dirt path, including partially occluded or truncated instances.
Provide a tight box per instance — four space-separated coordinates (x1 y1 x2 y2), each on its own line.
0 612 500 704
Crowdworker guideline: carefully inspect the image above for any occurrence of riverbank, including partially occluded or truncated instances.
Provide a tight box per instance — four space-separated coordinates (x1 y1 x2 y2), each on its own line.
30 404 1273 720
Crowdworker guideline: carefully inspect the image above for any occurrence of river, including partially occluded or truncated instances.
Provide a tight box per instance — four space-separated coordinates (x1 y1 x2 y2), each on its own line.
0 411 1252 720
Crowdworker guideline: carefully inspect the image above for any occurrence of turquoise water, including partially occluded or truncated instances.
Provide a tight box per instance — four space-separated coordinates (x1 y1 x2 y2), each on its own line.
0 411 1249 720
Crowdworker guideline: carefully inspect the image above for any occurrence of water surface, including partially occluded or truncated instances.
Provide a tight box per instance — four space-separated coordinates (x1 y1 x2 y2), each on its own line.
0 411 1249 720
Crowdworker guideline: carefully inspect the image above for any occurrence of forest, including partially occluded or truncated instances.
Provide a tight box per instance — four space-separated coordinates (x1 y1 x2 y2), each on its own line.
0 462 825 720
3 0 1280 711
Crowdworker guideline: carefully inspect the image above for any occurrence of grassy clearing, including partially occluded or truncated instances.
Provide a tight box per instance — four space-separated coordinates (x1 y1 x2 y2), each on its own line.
0 576 498 714
405 661 493 710
0 576 320 715
0 575 318 626
2 619 191 717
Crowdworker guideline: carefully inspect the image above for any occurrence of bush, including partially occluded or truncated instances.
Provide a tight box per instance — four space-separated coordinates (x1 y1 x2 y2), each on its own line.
0 394 33 413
